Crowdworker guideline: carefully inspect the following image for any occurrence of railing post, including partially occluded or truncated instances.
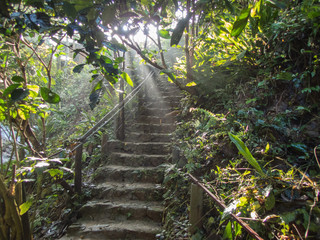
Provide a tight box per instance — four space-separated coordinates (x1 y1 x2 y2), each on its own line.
74 144 83 194
101 134 109 158
189 183 203 234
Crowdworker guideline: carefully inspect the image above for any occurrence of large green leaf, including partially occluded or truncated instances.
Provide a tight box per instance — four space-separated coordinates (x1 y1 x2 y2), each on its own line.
158 29 171 39
121 72 133 87
73 64 85 73
19 199 33 215
102 5 116 25
228 133 264 175
222 221 233 240
251 0 263 18
62 1 77 19
12 76 25 83
3 84 21 97
170 16 190 46
11 89 30 101
27 85 40 98
266 0 286 9
40 87 60 104
89 80 103 110
231 8 251 37
103 41 127 52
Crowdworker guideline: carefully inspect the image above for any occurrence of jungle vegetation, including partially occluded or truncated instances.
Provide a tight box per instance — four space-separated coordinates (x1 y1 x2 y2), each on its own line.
0 0 320 239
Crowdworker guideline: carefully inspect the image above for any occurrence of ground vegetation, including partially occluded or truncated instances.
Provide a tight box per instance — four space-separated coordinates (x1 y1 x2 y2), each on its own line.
0 0 320 239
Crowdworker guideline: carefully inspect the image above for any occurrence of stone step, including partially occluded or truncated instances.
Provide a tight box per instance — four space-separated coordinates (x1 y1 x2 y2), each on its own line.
61 220 161 240
149 90 181 97
78 200 163 222
107 141 171 155
142 103 177 110
138 108 171 117
107 152 169 167
142 100 180 108
138 111 177 118
142 96 181 104
136 115 175 124
128 123 175 133
93 165 164 184
139 105 172 112
92 182 164 201
125 132 172 142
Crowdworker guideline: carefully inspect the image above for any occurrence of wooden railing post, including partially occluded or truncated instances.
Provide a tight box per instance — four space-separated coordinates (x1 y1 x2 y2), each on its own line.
101 134 109 158
74 144 83 194
189 183 203 234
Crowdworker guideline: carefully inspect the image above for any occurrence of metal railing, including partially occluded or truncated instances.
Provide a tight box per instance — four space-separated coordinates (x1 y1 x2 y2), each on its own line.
50 71 154 193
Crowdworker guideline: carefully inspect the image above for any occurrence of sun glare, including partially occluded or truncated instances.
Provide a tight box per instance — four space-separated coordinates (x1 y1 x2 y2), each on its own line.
132 24 158 43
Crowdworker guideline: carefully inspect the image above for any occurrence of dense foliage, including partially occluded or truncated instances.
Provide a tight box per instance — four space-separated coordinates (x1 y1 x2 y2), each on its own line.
162 0 320 239
1 0 320 239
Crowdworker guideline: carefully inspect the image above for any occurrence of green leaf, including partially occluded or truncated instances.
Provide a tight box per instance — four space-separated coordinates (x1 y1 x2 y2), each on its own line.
91 80 103 93
251 0 263 18
141 0 148 6
47 168 63 179
11 89 30 101
170 17 190 46
280 211 297 224
63 1 77 19
3 84 21 97
158 29 171 39
186 82 197 87
40 87 60 104
73 64 85 73
102 5 116 25
266 0 286 9
10 109 17 119
18 108 29 120
19 199 33 215
231 8 251 37
105 75 117 84
236 50 247 60
277 71 293 81
228 133 264 175
223 221 233 240
121 72 133 87
265 191 275 210
264 143 270 154
12 76 25 83
1 54 7 68
191 232 203 240
103 40 127 52
27 85 40 98
89 80 103 110
234 222 242 236
115 57 125 64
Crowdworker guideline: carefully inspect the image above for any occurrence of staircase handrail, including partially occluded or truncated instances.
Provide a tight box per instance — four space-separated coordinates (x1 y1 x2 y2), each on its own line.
49 71 154 158
49 71 154 194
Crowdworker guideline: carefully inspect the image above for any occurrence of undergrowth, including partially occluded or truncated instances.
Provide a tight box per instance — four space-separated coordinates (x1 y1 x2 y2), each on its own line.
162 3 320 239
162 95 320 239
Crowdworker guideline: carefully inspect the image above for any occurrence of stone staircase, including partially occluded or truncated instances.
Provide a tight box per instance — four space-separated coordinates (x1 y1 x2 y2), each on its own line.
60 75 182 240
